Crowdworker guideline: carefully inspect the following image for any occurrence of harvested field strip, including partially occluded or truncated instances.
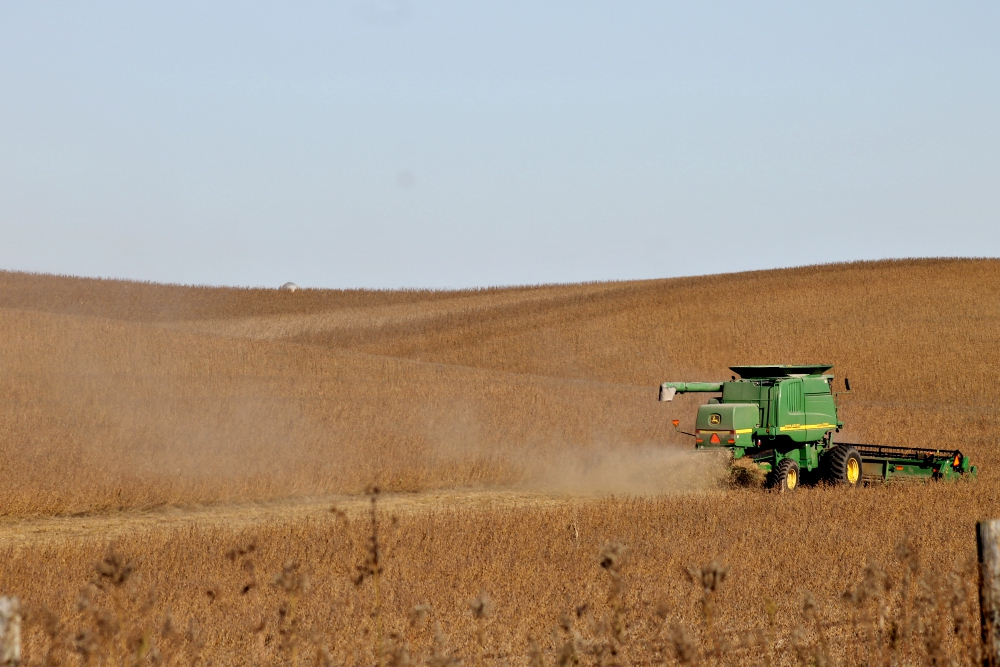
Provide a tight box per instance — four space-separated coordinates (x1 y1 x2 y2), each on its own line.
0 490 581 547
161 282 629 342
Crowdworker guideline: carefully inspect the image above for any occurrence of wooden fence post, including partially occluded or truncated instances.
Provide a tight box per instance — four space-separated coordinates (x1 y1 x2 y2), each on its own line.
0 596 19 667
980 520 1000 667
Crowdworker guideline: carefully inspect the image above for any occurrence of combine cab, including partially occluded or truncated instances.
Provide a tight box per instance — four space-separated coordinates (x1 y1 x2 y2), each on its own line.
659 365 975 491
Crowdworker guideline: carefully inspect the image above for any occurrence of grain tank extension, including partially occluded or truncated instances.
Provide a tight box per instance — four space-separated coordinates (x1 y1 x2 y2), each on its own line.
659 365 976 491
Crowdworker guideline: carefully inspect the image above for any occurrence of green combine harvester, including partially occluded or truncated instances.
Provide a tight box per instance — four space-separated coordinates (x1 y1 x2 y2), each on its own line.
659 365 976 491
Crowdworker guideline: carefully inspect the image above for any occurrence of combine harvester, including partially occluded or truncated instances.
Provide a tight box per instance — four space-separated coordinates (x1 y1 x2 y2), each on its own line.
659 365 976 491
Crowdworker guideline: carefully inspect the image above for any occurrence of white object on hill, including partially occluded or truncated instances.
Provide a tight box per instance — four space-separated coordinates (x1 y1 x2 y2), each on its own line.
280 282 299 292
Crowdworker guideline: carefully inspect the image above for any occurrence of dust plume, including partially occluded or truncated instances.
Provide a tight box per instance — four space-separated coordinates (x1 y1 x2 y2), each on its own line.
514 443 728 495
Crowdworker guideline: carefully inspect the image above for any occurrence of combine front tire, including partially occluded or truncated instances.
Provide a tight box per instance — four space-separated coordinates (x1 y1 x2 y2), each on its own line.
768 459 800 493
825 445 862 487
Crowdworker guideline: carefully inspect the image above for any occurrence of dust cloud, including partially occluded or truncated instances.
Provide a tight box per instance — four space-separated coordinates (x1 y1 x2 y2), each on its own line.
513 443 729 496
419 400 728 497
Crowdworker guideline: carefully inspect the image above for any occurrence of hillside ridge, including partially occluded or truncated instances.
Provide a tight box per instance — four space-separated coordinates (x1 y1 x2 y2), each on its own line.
0 257 996 516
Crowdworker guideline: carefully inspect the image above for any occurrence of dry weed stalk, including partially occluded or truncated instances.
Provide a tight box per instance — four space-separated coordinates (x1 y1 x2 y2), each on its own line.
760 596 777 667
685 561 729 663
468 590 492 667
273 559 310 666
356 487 385 667
428 622 462 667
528 636 545 667
553 612 581 667
796 592 832 667
592 542 628 665
668 622 699 666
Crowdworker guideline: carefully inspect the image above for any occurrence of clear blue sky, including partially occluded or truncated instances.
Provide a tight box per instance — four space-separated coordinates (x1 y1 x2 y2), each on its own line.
2 2 998 289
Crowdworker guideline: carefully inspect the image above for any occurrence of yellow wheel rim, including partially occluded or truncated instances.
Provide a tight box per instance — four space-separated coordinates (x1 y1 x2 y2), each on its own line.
846 458 860 484
786 467 797 490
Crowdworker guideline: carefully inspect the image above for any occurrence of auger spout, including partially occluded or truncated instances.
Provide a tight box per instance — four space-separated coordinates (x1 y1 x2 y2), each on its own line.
658 382 724 401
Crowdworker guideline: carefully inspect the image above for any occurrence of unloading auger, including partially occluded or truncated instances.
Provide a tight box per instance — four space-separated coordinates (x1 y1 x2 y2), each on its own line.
659 365 976 491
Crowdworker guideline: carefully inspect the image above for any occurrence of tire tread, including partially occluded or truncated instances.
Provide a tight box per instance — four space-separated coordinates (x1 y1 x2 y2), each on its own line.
825 444 861 486
767 459 799 492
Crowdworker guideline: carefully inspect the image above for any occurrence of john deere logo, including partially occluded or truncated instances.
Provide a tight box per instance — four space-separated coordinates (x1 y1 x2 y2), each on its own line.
710 413 721 425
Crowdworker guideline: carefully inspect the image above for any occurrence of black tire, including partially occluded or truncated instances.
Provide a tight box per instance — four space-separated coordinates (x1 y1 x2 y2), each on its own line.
825 444 862 487
767 459 800 492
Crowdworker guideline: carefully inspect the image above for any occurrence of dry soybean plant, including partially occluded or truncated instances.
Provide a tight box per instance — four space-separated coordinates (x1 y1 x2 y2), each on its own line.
0 259 998 516
2 514 990 667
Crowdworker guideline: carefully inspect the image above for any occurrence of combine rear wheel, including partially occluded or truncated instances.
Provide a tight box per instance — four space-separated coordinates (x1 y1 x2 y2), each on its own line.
825 445 862 487
768 459 800 493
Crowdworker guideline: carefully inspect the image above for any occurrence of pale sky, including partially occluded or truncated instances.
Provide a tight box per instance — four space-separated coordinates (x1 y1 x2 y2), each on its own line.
1 2 998 289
